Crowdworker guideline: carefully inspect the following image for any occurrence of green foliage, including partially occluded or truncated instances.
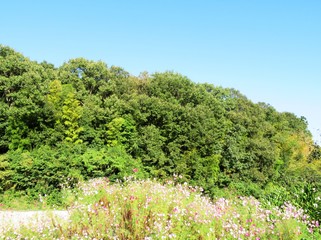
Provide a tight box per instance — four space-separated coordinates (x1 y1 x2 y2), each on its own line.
105 117 137 148
62 91 83 143
5 146 79 196
2 144 147 202
0 45 318 217
290 182 321 221
138 124 169 177
0 45 53 151
229 180 263 198
177 150 220 195
260 181 321 221
0 154 12 192
309 144 321 162
261 183 292 207
46 81 84 144
80 146 146 181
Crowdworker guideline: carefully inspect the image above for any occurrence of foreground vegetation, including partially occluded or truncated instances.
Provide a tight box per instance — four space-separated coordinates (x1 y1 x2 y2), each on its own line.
1 178 321 239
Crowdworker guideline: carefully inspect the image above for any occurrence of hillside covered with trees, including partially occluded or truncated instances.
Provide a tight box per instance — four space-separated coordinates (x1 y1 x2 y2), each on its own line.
0 45 320 210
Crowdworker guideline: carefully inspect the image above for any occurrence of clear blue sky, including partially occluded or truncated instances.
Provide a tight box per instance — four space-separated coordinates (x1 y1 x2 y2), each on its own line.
1 0 320 143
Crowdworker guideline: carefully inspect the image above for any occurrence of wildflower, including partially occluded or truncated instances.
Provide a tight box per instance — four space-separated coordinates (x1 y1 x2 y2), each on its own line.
130 195 136 201
173 206 181 214
169 233 176 238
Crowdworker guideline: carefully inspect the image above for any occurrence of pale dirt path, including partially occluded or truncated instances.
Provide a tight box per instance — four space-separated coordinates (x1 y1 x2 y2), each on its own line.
0 210 69 232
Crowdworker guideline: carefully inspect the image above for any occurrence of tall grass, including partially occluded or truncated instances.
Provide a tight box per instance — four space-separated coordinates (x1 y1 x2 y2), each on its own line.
2 177 321 239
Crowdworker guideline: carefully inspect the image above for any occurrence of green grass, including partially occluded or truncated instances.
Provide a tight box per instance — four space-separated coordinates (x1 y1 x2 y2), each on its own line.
0 192 46 211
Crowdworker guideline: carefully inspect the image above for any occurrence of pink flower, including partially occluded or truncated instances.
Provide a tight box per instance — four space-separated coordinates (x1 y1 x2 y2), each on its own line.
133 168 138 173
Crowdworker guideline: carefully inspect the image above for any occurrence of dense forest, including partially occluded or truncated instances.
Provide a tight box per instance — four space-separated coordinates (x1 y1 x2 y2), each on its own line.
0 45 321 211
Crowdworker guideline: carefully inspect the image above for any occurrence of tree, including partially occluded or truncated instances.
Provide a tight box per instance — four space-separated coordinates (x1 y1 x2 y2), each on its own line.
62 90 83 144
0 45 53 151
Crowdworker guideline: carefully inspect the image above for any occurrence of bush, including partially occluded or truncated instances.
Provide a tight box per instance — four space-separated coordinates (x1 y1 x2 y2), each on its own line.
229 180 263 198
291 183 321 221
2 144 147 204
80 145 147 181
261 183 291 207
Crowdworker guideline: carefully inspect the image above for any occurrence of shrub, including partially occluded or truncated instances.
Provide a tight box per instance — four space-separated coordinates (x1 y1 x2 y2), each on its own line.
2 144 147 205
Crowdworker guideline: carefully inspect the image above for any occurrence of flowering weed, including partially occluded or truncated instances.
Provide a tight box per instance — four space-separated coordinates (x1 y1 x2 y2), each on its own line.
1 178 321 239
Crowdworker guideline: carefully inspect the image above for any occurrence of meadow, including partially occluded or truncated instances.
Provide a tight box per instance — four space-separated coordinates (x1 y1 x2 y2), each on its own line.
1 177 321 240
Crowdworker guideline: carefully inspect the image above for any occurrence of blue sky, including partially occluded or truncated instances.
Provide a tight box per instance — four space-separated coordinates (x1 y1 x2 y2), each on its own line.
1 0 320 142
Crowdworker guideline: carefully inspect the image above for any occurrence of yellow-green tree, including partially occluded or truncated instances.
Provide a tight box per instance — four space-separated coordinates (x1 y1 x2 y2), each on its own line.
46 80 83 144
62 91 83 144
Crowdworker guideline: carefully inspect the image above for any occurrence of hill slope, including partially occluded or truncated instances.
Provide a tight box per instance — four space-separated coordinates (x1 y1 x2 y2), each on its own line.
0 45 320 199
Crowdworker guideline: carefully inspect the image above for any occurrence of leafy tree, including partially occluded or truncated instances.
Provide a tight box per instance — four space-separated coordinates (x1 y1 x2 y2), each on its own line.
105 117 137 148
309 144 321 162
62 91 83 144
0 45 52 151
